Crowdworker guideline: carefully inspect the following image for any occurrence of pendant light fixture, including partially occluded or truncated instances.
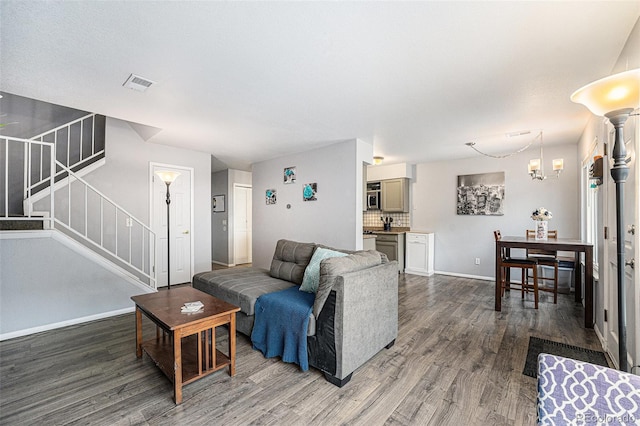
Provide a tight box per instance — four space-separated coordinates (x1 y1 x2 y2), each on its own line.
527 131 564 180
466 130 563 180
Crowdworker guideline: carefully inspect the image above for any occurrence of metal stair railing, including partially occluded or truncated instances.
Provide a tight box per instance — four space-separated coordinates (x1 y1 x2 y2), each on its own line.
26 113 105 201
52 160 157 288
0 135 157 289
1 136 55 227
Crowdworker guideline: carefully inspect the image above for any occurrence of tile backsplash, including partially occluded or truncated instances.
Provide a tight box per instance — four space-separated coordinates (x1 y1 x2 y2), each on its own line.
363 210 410 228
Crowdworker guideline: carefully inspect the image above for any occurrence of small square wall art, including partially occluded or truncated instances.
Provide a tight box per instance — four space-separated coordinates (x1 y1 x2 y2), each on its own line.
303 183 317 201
284 166 296 184
265 189 277 205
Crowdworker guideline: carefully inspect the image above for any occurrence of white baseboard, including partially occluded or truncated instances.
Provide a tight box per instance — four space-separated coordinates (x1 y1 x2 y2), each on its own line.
212 260 233 267
434 270 494 281
597 326 635 371
0 307 134 341
0 230 55 240
595 324 606 350
404 268 434 277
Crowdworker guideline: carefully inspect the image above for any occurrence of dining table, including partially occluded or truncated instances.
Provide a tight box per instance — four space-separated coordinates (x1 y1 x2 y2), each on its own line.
495 235 594 328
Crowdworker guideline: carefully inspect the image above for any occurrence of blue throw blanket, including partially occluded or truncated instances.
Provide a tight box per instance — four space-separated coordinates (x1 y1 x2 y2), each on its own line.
251 286 315 371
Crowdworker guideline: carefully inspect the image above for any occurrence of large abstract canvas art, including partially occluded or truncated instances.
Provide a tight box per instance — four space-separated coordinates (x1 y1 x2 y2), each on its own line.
456 172 504 215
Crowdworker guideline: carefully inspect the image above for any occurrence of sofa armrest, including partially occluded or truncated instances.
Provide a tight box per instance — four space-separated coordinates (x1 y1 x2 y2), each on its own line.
330 260 398 380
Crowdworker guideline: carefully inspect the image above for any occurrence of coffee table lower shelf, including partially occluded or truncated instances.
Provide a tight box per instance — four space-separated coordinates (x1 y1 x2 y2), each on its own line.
142 334 231 385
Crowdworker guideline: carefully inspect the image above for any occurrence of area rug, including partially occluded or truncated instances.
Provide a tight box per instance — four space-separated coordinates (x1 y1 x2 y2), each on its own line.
523 337 609 378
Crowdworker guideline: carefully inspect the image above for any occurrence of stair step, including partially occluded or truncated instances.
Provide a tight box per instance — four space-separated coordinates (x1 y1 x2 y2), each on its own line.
0 219 45 231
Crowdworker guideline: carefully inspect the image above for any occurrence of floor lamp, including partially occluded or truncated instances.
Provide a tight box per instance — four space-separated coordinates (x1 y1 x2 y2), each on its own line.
571 68 639 372
156 170 181 290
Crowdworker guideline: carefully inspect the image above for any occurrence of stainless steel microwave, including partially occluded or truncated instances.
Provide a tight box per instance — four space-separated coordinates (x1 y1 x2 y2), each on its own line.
367 192 380 210
366 182 381 210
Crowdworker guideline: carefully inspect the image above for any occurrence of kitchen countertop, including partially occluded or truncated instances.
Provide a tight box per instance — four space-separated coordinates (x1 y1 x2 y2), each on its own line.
363 234 378 239
363 227 409 235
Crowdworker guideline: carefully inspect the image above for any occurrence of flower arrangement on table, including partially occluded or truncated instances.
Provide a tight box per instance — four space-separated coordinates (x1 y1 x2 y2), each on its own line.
531 207 553 221
531 207 552 239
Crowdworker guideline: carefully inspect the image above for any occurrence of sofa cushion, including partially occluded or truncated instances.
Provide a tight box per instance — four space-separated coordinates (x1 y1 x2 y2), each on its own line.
300 248 348 293
313 250 382 317
537 353 640 424
317 243 390 264
193 268 294 316
269 239 317 284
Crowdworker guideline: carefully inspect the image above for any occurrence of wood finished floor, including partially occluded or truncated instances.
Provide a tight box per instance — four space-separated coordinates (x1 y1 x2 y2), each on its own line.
0 273 601 425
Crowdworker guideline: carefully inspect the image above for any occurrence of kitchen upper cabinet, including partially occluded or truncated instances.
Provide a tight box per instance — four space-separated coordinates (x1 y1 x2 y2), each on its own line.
367 163 414 181
381 178 409 212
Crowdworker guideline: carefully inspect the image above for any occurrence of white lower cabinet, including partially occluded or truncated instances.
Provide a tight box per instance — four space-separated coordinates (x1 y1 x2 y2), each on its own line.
405 232 434 276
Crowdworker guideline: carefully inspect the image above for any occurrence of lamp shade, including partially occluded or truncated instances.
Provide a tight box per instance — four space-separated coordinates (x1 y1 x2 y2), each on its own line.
571 68 640 116
529 158 541 171
373 156 384 165
156 170 181 184
552 158 564 171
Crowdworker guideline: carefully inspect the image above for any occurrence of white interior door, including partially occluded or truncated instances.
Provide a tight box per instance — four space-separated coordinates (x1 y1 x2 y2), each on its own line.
233 185 252 265
152 165 192 287
605 114 637 369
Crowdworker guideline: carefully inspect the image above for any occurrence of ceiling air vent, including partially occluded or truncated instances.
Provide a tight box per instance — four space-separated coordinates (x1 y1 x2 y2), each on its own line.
123 74 156 92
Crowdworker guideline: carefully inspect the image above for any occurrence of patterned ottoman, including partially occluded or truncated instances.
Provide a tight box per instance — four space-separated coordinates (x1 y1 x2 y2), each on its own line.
537 353 640 425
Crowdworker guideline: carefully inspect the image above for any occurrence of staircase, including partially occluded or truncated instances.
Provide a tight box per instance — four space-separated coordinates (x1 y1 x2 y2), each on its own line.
0 115 157 289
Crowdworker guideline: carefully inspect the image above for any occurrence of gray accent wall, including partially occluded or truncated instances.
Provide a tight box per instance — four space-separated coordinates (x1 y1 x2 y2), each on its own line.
211 168 229 264
411 143 579 279
251 139 372 270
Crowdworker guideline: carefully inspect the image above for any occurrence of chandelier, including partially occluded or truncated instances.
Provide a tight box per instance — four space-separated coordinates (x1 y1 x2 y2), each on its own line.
466 130 563 180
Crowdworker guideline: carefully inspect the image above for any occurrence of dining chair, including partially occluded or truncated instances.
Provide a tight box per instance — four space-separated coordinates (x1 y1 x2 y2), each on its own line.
494 230 539 308
525 229 559 304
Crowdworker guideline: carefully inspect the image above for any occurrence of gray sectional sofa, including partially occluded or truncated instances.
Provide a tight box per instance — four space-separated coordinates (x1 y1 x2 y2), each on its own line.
192 239 399 387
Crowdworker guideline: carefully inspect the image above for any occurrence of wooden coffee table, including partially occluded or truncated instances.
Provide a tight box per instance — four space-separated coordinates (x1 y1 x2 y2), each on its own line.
131 287 240 404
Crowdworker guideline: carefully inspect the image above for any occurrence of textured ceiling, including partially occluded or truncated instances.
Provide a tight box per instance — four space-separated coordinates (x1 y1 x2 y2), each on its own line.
1 1 639 171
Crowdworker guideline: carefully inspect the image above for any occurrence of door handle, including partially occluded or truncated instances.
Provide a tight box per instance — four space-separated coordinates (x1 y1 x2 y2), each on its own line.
625 258 635 269
628 225 636 235
182 230 189 235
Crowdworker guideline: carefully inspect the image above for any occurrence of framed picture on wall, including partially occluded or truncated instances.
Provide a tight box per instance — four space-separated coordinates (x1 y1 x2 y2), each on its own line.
303 183 317 201
284 166 296 184
456 172 504 215
266 189 277 205
212 195 225 213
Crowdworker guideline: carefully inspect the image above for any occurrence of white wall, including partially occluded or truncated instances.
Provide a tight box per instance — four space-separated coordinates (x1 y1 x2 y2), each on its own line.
251 139 371 269
0 233 153 339
84 118 212 275
355 139 374 246
412 143 578 279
